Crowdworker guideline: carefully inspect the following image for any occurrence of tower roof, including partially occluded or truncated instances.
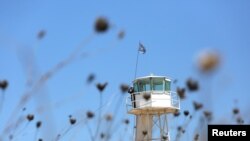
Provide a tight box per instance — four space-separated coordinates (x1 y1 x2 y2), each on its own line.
133 75 171 83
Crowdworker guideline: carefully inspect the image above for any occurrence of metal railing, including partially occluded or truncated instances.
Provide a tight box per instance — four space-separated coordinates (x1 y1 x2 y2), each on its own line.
126 91 180 112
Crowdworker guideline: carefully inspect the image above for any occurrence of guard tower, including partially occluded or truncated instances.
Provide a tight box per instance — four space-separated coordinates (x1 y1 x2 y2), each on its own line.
126 75 180 141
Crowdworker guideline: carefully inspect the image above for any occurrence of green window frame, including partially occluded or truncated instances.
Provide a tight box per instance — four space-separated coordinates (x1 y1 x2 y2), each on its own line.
152 78 164 91
165 80 171 91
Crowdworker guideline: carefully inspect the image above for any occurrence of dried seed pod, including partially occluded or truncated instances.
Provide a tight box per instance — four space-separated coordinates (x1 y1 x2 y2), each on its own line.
186 78 199 91
86 73 95 84
105 114 113 121
8 134 13 140
183 110 189 116
173 110 180 117
69 118 77 125
94 17 109 33
36 121 42 128
176 87 185 99
236 117 244 124
194 134 199 141
86 111 94 119
120 84 129 94
124 119 130 125
100 133 105 139
0 80 8 90
203 111 212 121
233 108 239 115
162 135 168 140
37 30 46 39
143 93 151 101
118 30 125 39
26 114 34 121
193 101 203 111
142 130 147 136
197 49 220 73
96 82 108 92
177 126 183 132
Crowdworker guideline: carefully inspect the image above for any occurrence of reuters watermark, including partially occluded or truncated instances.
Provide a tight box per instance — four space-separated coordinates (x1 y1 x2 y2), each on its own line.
208 125 250 140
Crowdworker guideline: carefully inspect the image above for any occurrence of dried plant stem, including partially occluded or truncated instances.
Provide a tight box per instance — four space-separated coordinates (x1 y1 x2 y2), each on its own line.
101 92 119 117
33 128 39 141
3 112 25 141
86 122 95 141
175 111 197 141
104 95 124 141
94 93 103 140
67 118 88 141
109 119 124 139
12 122 29 141
55 125 75 141
36 88 85 114
81 38 119 60
3 34 95 136
0 92 4 115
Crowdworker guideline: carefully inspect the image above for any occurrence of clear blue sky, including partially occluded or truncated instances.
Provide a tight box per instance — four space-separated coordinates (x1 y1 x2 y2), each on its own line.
1 0 250 140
